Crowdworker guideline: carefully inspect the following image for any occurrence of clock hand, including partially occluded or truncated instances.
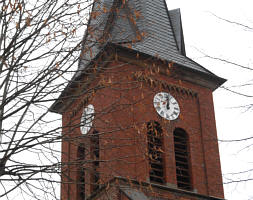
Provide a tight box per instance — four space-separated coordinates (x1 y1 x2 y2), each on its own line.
166 97 170 110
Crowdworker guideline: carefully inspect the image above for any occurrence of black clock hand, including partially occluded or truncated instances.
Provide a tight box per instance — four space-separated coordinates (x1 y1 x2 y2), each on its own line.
166 97 170 110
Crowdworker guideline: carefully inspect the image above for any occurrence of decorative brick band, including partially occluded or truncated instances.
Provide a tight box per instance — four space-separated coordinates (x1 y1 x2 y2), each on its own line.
133 72 198 97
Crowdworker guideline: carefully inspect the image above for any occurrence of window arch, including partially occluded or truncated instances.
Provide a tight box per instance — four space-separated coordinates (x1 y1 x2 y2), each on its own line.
173 128 192 190
147 121 164 184
77 144 85 200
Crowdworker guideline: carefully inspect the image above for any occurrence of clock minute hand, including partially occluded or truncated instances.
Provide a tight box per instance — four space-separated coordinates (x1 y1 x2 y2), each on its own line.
166 97 170 110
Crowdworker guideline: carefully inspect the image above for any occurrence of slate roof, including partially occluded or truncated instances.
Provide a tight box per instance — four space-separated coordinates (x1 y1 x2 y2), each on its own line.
50 0 226 113
120 187 150 200
77 0 217 78
120 187 168 200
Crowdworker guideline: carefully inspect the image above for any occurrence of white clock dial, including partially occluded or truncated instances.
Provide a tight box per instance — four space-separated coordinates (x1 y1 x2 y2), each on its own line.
153 92 180 120
80 104 95 134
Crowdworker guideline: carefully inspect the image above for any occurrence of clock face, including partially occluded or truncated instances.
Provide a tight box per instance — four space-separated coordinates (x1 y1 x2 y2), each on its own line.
153 92 180 120
80 104 95 134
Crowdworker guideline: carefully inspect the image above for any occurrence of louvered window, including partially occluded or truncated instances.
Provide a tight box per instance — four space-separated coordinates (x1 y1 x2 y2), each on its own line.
173 128 192 190
77 144 85 200
147 121 164 184
91 131 100 192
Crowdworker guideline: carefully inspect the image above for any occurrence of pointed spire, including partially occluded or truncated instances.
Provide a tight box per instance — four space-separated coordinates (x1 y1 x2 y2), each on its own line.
79 0 217 77
50 0 226 114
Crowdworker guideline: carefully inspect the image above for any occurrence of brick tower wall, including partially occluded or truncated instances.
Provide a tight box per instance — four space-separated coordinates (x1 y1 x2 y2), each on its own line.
60 55 224 199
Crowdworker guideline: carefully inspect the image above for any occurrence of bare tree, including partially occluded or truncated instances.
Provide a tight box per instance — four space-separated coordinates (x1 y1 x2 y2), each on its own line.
0 0 94 199
0 1 227 200
0 1 148 199
195 14 253 199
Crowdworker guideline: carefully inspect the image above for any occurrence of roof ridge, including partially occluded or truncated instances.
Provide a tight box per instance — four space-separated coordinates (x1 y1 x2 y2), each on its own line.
167 7 186 56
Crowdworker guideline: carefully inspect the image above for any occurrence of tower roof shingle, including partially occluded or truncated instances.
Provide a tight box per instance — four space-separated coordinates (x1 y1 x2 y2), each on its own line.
50 0 226 113
78 0 220 77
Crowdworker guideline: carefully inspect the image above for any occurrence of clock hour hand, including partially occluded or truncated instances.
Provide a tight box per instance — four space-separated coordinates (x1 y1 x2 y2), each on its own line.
166 96 170 110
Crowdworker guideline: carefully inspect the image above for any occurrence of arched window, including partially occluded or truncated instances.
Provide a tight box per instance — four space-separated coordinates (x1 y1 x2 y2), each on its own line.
147 121 164 184
91 130 100 192
77 144 85 200
173 128 192 190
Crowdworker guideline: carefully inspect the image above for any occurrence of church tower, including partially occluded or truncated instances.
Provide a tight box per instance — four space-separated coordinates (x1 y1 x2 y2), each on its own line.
50 0 226 199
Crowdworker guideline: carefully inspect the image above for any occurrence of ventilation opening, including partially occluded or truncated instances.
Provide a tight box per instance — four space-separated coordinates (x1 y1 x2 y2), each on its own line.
91 130 100 192
147 121 164 184
174 128 192 190
77 144 85 200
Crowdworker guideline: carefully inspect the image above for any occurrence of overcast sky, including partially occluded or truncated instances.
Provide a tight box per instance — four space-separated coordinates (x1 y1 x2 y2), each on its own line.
165 0 253 199
2 1 251 199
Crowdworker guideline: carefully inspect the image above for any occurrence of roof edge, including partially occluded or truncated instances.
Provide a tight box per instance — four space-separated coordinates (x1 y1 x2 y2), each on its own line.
86 176 225 200
49 43 226 114
166 6 186 56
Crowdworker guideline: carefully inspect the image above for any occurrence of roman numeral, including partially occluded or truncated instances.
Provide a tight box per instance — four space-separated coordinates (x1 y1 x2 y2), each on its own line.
154 97 160 102
173 111 178 115
160 110 164 117
170 114 176 119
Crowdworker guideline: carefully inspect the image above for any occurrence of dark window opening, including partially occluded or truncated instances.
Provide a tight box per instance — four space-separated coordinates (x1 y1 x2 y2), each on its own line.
91 130 100 192
77 144 85 200
174 128 192 190
147 121 164 184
